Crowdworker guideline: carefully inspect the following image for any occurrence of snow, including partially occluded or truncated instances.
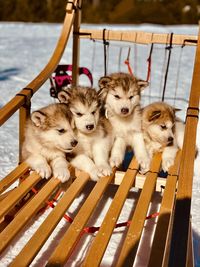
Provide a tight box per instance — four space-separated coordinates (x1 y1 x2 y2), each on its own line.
0 22 200 266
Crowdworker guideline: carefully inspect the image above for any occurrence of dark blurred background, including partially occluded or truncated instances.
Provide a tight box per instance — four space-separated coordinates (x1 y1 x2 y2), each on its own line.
0 0 199 24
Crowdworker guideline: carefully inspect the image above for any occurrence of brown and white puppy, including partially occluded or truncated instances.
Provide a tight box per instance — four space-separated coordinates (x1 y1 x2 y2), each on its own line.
98 72 150 173
142 101 185 172
22 103 78 182
58 86 112 181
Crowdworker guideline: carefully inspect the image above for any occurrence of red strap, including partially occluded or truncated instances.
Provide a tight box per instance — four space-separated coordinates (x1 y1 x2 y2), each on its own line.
82 212 159 234
124 59 134 76
146 212 159 219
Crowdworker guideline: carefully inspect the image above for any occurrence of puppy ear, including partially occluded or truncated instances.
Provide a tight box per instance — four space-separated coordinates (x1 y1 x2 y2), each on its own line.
98 88 108 102
98 76 112 102
148 110 161 121
136 79 149 91
58 90 71 103
98 76 112 89
31 111 46 127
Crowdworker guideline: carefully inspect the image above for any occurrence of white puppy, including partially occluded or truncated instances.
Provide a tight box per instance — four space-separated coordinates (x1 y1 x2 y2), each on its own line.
142 101 185 172
58 86 112 181
22 103 78 182
98 72 150 173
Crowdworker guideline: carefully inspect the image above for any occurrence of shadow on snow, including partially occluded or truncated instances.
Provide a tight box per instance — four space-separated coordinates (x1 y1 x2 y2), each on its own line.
0 68 20 81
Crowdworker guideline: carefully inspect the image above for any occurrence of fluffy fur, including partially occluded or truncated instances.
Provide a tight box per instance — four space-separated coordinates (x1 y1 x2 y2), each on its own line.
142 101 185 172
22 103 78 182
98 72 150 172
58 86 112 181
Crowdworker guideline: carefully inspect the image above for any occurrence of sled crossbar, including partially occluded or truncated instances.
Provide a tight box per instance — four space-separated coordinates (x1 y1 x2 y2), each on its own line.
79 28 197 46
0 3 199 267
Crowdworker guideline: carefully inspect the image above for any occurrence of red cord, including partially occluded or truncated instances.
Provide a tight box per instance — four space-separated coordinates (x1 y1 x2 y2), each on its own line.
31 187 159 235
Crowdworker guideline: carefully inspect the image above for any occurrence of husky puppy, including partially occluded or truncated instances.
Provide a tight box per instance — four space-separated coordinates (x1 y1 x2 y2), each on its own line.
22 103 78 182
58 86 112 181
98 72 150 173
142 101 185 172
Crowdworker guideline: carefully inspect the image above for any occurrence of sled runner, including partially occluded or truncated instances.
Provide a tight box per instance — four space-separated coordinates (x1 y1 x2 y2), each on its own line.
0 0 199 266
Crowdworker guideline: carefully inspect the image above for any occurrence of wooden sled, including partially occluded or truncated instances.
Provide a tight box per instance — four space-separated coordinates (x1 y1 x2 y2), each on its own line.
0 1 199 266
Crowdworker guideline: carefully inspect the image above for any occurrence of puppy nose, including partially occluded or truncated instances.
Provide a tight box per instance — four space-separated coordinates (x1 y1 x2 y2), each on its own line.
86 124 94 130
121 108 129 114
71 139 78 147
168 137 174 142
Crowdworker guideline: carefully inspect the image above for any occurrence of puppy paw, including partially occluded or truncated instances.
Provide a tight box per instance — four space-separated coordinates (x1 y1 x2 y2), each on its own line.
88 167 102 181
53 166 70 183
137 156 150 174
97 163 112 177
35 163 52 179
109 156 123 168
162 157 175 172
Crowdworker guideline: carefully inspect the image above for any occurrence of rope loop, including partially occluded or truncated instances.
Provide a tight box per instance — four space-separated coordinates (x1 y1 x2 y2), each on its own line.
162 32 174 101
146 43 154 82
103 29 109 76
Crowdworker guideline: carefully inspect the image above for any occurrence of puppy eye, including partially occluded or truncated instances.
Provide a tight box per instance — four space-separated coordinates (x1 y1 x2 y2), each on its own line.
76 112 83 117
129 96 134 100
91 111 96 115
57 128 66 134
114 95 120 99
160 125 167 130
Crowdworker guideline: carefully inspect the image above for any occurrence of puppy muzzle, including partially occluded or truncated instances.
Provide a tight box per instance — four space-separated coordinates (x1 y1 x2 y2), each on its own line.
167 136 174 146
86 124 94 131
121 107 129 115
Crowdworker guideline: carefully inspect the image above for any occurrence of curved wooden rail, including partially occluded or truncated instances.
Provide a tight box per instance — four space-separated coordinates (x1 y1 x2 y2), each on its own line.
0 0 78 126
167 25 200 267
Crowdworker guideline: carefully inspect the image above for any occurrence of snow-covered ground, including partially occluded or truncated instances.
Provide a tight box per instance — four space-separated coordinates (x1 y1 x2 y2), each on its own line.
0 22 199 266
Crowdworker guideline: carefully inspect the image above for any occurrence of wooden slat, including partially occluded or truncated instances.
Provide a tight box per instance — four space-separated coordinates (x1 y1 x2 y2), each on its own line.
0 178 60 254
114 171 166 191
0 172 41 220
0 188 16 202
0 162 29 194
10 172 89 267
116 153 162 267
0 0 77 126
83 158 139 266
148 151 181 267
46 172 115 266
168 25 200 267
79 29 197 46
